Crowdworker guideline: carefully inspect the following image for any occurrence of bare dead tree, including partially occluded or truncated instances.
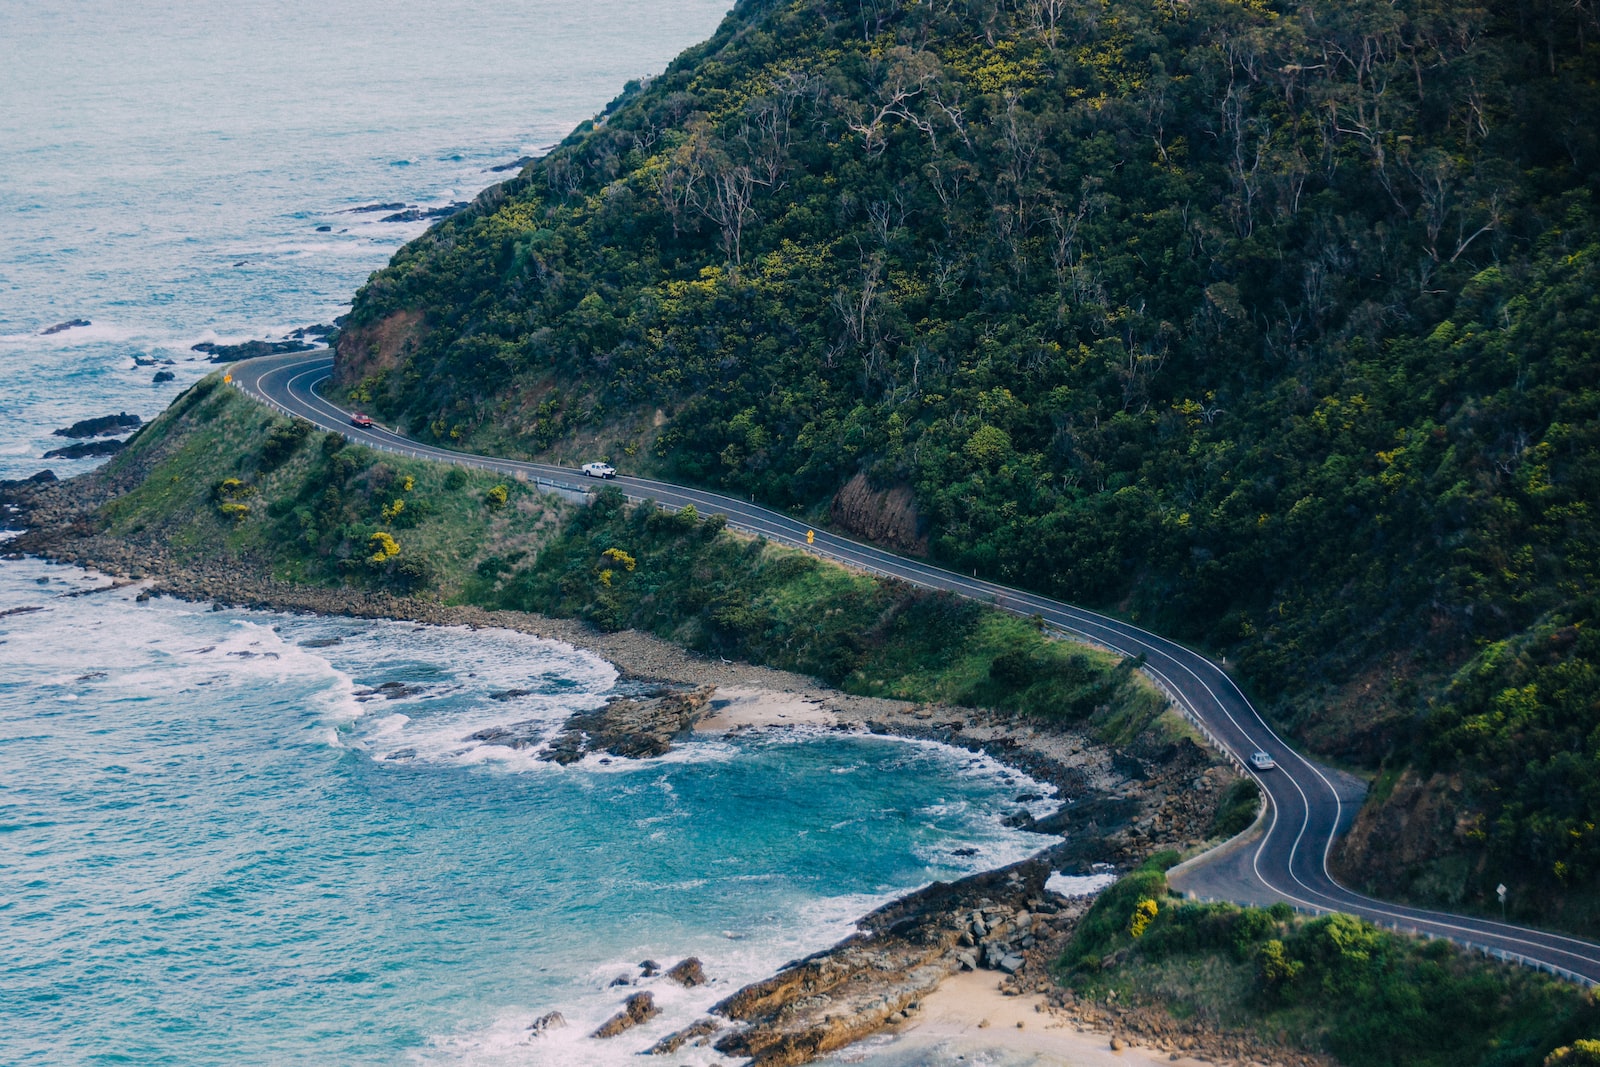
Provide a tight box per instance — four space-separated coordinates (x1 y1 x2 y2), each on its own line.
704 163 756 268
546 155 585 201
1024 0 1068 51
845 47 941 155
829 257 884 371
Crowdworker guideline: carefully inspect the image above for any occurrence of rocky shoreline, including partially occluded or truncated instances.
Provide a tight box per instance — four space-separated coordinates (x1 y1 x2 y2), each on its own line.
1 471 1266 1065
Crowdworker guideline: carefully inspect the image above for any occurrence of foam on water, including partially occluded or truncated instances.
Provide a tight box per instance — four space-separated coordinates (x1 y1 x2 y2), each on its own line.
0 557 1066 1065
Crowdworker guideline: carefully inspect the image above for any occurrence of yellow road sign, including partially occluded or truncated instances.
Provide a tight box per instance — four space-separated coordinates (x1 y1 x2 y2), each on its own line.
806 529 814 544
223 374 232 383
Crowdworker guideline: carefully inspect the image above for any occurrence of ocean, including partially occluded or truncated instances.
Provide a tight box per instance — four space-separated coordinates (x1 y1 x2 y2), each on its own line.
0 557 1058 1064
0 4 1068 1063
0 0 729 481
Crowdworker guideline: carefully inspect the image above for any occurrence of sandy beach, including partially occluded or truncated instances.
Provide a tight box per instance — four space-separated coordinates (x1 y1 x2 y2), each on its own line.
694 685 839 732
834 970 1212 1067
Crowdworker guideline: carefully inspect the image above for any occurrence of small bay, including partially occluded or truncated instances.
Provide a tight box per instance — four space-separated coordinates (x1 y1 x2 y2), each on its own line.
0 557 1056 1064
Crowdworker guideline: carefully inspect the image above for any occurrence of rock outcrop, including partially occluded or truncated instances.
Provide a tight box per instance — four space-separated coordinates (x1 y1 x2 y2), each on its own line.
333 309 426 386
538 687 714 763
380 201 468 223
828 473 927 555
192 339 314 363
43 439 127 460
711 860 1081 1066
592 992 659 1038
647 1018 720 1055
53 413 141 439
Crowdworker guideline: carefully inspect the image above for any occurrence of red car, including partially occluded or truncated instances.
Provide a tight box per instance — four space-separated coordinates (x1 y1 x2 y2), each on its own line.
350 413 374 428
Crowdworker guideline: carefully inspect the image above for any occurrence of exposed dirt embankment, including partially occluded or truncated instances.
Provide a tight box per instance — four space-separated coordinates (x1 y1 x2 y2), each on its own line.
1330 766 1481 907
333 309 425 387
829 473 927 555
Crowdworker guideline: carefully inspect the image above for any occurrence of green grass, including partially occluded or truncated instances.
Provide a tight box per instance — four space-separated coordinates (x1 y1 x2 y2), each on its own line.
486 486 1168 739
1061 857 1600 1067
97 378 566 596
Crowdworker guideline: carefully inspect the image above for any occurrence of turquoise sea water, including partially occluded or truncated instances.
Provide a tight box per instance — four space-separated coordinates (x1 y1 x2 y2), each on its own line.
0 557 1058 1064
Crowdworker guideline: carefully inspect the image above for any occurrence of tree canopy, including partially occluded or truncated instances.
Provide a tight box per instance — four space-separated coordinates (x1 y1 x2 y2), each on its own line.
337 0 1600 927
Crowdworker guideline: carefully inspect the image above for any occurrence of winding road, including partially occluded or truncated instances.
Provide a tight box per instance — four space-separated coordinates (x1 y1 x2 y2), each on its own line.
233 351 1600 986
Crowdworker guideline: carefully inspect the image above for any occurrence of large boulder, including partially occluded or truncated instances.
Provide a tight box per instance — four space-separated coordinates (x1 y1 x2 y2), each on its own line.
592 992 659 1039
53 413 140 439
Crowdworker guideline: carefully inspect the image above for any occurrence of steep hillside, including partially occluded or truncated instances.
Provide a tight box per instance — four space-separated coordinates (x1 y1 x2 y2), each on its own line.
334 0 1600 927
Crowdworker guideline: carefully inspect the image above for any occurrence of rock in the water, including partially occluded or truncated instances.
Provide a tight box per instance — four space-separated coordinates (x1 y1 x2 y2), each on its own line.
666 957 707 987
380 201 468 223
539 686 714 764
43 439 126 460
592 992 658 1038
466 721 543 750
40 319 91 335
646 1017 720 1055
489 155 535 173
639 959 661 977
343 202 408 214
288 323 338 342
609 974 632 987
53 413 141 439
191 339 314 363
527 1010 566 1035
27 470 58 483
153 370 176 383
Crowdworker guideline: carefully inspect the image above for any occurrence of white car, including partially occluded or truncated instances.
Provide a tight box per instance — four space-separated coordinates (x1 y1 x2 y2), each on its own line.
581 462 616 479
1250 751 1277 771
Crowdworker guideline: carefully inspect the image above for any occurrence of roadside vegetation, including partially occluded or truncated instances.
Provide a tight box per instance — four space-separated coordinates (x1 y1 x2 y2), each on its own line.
97 379 564 597
1063 856 1600 1067
481 484 1169 743
94 380 1170 745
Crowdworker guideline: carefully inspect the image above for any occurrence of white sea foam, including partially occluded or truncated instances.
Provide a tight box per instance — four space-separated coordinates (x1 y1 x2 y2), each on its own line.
1046 870 1119 898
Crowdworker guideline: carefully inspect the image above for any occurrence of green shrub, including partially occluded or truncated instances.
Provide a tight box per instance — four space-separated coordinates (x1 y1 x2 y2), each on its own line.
1548 1040 1600 1066
259 418 313 471
1212 778 1262 839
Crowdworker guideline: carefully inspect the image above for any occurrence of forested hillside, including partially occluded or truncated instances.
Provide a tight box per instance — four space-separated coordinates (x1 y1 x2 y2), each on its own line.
335 0 1600 927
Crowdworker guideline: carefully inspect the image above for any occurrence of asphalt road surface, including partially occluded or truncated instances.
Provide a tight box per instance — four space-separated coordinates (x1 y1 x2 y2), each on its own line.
232 351 1600 986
